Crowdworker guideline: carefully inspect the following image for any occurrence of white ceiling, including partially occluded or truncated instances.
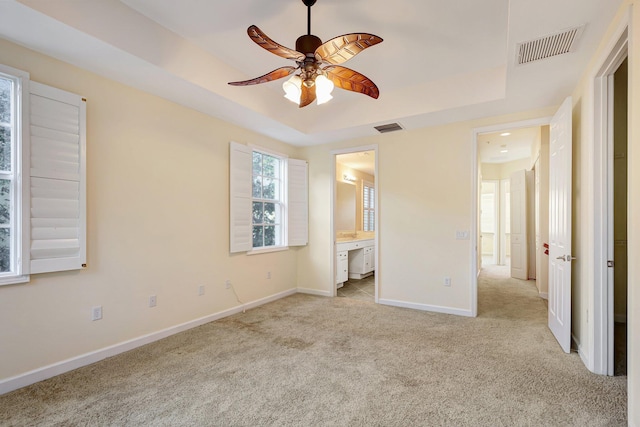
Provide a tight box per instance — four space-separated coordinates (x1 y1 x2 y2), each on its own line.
477 127 540 164
337 151 375 176
0 0 622 146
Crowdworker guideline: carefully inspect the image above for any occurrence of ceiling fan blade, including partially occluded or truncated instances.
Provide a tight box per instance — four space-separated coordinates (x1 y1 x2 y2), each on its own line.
299 84 316 108
247 25 306 62
228 67 298 86
315 33 383 65
323 65 379 99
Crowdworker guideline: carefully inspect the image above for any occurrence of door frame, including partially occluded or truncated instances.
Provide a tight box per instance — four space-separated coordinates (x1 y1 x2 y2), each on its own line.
499 178 510 265
471 117 551 317
330 144 379 301
592 21 629 376
480 179 499 265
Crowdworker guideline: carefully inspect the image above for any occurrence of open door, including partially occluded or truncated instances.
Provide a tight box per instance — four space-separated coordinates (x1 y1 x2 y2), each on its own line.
548 97 573 353
510 170 528 279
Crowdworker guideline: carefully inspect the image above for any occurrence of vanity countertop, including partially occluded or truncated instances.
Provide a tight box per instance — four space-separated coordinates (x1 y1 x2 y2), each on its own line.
336 231 376 243
336 236 374 243
336 238 374 252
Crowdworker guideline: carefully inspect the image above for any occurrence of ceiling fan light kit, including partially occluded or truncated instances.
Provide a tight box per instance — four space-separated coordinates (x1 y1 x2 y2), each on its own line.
228 0 383 108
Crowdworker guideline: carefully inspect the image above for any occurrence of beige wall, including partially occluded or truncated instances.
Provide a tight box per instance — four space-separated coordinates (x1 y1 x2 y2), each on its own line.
0 39 303 381
299 107 556 313
481 157 531 181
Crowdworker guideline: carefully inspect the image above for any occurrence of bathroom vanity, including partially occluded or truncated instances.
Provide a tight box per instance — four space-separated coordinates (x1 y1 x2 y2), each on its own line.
336 238 375 287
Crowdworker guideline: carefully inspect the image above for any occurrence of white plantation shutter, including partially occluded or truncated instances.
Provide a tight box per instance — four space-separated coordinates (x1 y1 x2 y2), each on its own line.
229 141 252 253
363 182 374 232
287 158 308 246
29 82 86 274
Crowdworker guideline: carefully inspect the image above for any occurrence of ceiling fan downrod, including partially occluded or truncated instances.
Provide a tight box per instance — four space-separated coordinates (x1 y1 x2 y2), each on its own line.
302 0 317 36
296 0 322 57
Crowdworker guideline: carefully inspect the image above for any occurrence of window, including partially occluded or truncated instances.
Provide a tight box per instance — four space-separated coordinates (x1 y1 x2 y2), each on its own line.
0 66 26 284
252 151 283 248
0 63 86 286
363 181 375 231
229 142 308 253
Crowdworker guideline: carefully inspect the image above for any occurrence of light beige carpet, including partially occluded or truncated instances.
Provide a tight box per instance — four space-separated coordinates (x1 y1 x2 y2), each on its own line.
0 267 627 426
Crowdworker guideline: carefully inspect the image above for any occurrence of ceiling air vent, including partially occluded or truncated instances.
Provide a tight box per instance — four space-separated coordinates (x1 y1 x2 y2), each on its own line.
517 25 585 65
374 123 404 134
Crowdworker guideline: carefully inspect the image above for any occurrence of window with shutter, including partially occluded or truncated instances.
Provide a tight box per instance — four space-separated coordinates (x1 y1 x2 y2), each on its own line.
363 181 375 232
0 64 86 286
229 142 308 253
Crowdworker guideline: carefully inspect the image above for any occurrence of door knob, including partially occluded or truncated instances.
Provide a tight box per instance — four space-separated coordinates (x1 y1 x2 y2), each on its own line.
556 255 566 261
556 255 577 262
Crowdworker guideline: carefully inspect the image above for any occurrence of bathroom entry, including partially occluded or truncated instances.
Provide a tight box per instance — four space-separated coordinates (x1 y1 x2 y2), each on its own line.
333 149 377 303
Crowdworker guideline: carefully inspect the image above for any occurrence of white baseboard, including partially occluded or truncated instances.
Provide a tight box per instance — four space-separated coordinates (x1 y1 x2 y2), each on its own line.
572 333 590 371
297 288 332 297
614 313 627 323
378 298 474 317
0 288 297 396
539 292 548 300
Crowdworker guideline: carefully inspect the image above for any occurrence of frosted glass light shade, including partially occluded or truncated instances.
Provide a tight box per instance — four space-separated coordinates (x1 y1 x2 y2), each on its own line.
315 74 334 105
283 75 302 103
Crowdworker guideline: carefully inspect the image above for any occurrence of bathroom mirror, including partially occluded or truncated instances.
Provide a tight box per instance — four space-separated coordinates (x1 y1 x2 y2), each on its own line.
335 182 356 232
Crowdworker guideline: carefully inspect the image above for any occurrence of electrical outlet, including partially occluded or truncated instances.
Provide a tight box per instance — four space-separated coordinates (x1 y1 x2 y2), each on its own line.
149 295 157 307
92 306 102 321
444 277 451 287
266 271 271 279
455 230 470 240
198 285 205 296
225 280 231 289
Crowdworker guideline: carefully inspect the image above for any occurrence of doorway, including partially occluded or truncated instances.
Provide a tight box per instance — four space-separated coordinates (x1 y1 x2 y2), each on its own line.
476 127 542 277
611 58 628 376
471 118 551 317
332 147 378 303
592 25 629 376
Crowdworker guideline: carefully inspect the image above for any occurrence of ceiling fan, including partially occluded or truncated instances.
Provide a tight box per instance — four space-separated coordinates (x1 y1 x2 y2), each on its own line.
228 0 383 108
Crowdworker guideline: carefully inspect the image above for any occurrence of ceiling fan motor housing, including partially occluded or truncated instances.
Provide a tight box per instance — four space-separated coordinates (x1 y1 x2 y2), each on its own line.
296 34 322 56
296 34 323 86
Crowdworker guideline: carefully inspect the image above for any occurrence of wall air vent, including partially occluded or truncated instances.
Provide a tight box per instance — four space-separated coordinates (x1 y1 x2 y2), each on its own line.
517 25 585 65
374 123 404 134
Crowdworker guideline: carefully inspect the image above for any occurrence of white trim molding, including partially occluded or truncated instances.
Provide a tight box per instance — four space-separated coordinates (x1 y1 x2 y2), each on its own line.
379 298 474 317
590 8 630 376
297 288 332 297
0 288 297 396
572 333 590 369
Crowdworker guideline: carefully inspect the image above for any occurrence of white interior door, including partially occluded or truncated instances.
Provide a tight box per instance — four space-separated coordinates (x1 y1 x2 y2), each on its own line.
549 97 573 353
510 170 528 279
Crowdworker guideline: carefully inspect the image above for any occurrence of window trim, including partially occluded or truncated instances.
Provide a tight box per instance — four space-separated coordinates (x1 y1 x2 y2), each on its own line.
250 146 288 251
0 64 29 285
